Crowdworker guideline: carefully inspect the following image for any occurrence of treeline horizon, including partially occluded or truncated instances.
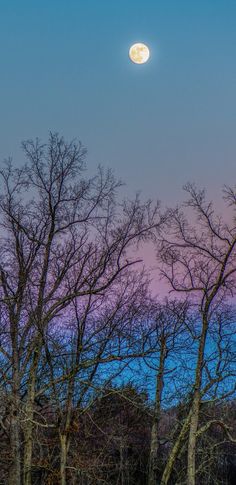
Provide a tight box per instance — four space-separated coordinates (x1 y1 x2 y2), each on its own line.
0 133 235 485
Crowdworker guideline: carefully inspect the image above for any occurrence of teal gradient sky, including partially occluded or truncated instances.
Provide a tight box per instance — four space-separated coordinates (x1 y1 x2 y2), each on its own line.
0 0 236 206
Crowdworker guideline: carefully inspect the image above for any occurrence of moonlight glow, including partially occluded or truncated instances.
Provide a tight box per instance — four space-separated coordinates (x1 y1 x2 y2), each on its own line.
129 43 150 64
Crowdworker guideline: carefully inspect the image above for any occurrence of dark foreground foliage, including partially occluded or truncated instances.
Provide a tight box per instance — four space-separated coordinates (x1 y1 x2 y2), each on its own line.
0 386 236 484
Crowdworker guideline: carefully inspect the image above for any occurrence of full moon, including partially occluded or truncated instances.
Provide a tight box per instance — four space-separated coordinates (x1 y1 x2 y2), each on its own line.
129 43 150 64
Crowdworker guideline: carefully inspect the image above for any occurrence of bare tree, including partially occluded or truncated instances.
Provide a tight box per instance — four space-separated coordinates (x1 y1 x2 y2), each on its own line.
38 271 151 485
0 133 162 485
146 299 190 485
157 183 236 485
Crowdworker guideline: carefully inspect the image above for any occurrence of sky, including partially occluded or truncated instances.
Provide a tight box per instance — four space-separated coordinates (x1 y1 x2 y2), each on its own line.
0 0 236 209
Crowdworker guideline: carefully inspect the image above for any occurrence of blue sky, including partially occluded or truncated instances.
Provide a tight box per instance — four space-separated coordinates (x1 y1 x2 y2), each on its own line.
0 0 236 206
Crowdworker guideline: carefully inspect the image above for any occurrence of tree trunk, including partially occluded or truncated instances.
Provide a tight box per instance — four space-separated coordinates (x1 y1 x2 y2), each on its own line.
120 440 125 485
149 423 159 485
187 396 200 485
160 314 208 485
23 380 35 485
160 413 191 485
58 378 74 485
9 409 21 485
60 433 70 485
23 345 40 485
9 339 21 485
187 315 208 485
148 334 166 485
